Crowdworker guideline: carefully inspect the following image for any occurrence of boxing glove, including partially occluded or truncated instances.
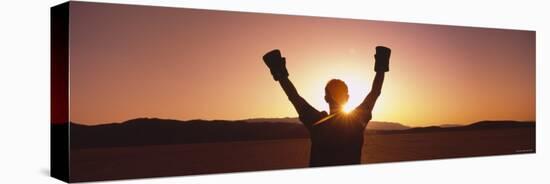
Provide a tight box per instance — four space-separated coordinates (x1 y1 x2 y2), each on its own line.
263 49 289 81
374 46 391 72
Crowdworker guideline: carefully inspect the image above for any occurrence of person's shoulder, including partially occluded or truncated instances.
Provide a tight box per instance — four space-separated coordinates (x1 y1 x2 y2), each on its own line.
311 111 329 122
348 109 371 128
344 109 371 124
299 110 328 125
352 108 372 118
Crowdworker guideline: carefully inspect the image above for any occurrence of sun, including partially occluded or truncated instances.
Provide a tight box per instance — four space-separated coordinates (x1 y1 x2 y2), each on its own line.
342 79 369 114
308 63 372 115
321 72 371 114
342 104 354 113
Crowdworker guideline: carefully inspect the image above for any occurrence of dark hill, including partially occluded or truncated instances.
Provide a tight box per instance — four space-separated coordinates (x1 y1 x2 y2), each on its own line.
69 118 309 149
244 117 410 130
66 118 534 149
373 120 535 134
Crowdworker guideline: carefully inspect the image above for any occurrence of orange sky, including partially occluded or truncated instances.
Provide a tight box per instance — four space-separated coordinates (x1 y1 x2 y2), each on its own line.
69 2 535 126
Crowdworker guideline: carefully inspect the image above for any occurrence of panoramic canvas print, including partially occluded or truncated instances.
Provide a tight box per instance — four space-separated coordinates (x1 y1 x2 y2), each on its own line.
51 1 536 182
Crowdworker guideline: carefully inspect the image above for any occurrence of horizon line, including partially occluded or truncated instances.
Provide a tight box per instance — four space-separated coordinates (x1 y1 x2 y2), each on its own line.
62 117 536 127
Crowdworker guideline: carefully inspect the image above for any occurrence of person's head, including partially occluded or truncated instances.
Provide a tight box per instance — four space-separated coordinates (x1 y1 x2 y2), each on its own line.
324 79 349 108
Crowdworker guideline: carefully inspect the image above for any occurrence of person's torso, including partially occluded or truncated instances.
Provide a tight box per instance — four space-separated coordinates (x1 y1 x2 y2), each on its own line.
307 111 369 167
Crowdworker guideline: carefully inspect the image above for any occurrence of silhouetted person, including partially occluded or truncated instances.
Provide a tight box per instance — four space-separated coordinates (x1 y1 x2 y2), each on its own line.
263 46 391 167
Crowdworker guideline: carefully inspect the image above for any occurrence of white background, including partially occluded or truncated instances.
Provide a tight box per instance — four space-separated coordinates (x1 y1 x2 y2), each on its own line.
0 0 548 183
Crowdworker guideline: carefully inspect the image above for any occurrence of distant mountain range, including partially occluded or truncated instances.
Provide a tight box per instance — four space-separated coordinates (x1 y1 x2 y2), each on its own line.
65 118 534 149
243 117 411 130
375 120 535 134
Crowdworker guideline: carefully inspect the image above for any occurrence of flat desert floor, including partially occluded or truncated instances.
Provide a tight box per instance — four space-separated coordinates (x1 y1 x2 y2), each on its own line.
70 127 535 182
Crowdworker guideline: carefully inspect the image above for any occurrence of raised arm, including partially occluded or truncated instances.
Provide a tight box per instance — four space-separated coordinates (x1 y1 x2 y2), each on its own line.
263 49 320 125
358 46 391 112
359 72 385 111
278 77 318 116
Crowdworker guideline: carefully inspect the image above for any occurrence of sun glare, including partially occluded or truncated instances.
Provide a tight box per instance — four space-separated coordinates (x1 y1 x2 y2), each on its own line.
342 104 353 113
315 69 371 114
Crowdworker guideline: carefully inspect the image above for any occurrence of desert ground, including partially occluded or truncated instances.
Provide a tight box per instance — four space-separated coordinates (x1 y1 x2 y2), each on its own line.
70 127 534 182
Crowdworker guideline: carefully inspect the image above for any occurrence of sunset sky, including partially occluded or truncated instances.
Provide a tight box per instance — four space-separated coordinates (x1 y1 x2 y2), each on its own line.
68 2 535 126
